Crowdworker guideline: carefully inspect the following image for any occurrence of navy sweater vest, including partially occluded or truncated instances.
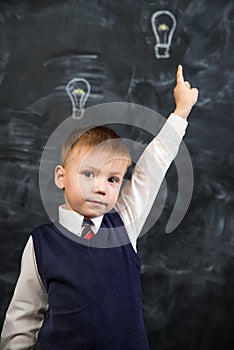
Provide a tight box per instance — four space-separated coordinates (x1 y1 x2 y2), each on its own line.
32 211 149 350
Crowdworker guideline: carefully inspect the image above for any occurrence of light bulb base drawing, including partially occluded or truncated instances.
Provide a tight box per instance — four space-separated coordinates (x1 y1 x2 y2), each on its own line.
72 108 85 120
66 78 91 120
151 10 177 59
155 43 170 59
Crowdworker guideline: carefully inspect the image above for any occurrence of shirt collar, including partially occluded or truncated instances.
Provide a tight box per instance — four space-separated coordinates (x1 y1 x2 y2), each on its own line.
58 205 103 236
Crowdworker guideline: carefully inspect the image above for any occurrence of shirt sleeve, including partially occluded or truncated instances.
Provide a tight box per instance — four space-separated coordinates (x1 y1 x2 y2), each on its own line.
0 236 48 350
115 113 188 248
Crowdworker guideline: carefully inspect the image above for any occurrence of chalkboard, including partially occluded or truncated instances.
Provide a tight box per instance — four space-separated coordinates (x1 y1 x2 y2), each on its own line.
1 0 234 349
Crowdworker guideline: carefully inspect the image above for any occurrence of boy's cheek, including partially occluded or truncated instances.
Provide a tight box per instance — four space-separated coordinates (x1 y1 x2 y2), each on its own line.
77 178 92 194
109 188 120 203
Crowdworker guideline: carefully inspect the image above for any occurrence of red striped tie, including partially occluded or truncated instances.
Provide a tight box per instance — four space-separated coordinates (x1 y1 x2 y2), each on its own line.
81 217 95 240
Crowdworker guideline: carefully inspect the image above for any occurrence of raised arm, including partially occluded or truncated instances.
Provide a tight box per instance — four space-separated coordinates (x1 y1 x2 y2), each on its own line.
0 237 48 349
116 65 198 247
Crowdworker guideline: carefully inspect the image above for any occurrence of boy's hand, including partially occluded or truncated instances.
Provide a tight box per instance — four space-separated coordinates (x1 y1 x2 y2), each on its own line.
173 65 199 120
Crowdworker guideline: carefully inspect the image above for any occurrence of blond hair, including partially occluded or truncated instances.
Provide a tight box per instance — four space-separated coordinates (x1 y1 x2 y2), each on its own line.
61 125 132 168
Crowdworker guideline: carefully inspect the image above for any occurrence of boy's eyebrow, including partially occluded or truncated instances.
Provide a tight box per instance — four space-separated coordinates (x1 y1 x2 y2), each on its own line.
79 165 125 176
109 170 125 175
79 165 98 171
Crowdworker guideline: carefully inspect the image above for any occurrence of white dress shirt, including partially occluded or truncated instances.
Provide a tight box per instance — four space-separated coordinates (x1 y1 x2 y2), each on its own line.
0 114 187 349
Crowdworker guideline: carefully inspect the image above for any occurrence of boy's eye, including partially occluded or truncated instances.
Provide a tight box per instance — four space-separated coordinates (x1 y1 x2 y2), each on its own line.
83 171 94 178
108 177 120 184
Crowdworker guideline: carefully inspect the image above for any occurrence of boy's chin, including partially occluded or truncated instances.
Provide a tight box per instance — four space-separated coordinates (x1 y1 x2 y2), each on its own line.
85 204 116 218
86 209 109 218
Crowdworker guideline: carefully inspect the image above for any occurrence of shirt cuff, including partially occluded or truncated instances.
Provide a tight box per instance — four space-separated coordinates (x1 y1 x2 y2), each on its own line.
167 113 188 138
154 113 188 144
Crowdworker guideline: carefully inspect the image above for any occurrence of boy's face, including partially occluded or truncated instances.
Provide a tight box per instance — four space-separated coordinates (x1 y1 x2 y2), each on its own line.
55 148 129 218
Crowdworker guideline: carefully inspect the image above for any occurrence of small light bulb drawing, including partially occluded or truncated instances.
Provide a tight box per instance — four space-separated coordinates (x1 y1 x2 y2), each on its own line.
151 10 177 59
66 78 91 119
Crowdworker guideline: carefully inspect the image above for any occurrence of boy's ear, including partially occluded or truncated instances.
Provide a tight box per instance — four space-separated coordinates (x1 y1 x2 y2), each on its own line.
54 165 65 189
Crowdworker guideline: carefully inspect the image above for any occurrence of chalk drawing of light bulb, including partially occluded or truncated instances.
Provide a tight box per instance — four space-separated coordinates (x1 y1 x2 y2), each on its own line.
66 78 91 119
151 10 177 59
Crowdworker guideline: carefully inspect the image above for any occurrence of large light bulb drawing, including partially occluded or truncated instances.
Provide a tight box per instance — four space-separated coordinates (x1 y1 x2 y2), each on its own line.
66 78 91 119
151 10 177 59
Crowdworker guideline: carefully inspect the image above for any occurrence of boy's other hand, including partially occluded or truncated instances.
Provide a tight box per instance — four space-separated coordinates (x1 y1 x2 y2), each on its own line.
173 65 199 120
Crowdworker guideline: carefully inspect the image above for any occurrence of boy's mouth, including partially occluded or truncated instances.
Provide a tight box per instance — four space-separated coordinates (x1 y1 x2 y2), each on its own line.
86 200 108 208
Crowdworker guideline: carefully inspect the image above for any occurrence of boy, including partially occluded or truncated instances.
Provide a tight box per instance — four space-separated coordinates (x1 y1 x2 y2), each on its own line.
1 65 198 349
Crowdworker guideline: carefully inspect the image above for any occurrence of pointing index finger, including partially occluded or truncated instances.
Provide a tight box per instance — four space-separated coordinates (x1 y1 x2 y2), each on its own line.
176 64 184 84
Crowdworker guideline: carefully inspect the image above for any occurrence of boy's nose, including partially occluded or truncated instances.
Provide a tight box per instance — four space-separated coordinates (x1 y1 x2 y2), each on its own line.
94 178 106 195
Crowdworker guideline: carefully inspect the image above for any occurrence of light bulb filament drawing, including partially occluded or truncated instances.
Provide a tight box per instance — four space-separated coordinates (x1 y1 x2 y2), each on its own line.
66 78 91 119
151 10 177 59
